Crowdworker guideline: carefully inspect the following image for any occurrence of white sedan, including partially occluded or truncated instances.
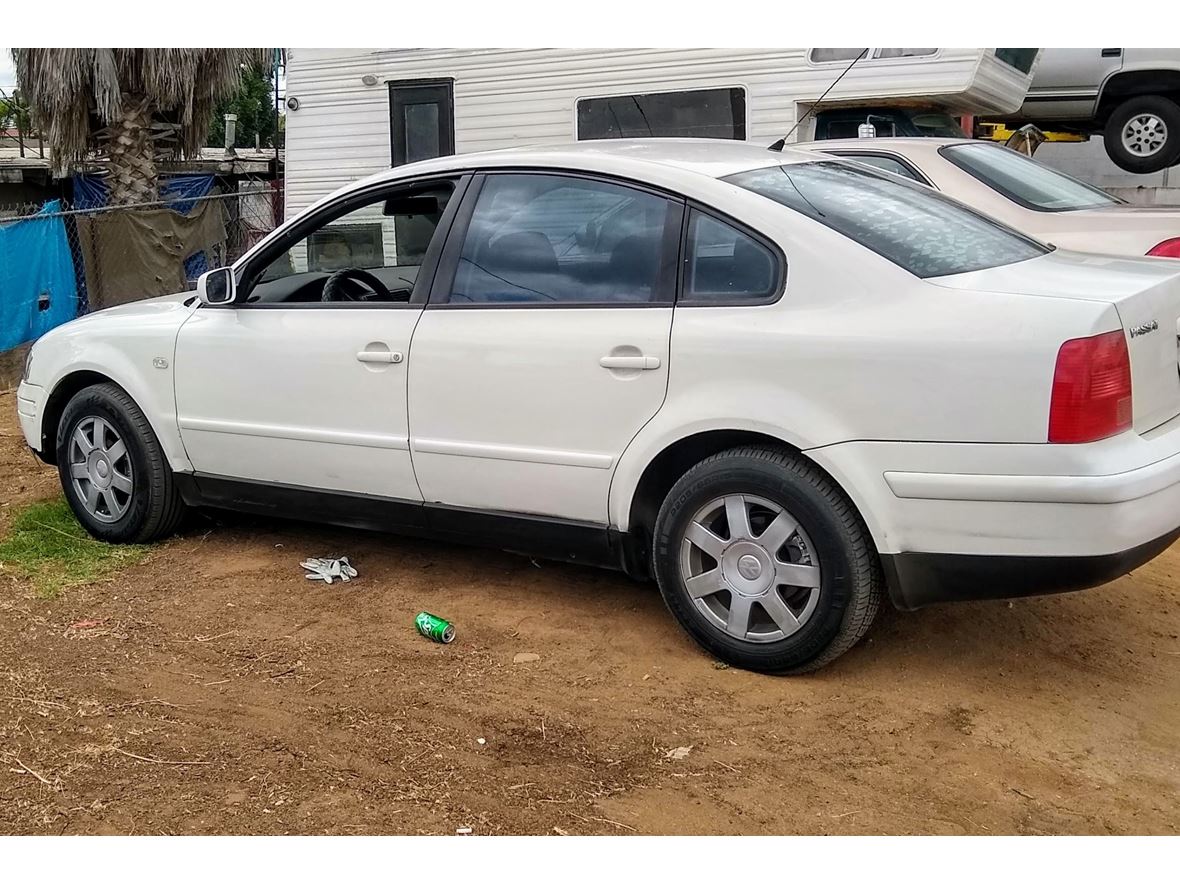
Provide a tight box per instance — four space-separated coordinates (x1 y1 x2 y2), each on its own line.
16 139 1180 673
796 137 1180 258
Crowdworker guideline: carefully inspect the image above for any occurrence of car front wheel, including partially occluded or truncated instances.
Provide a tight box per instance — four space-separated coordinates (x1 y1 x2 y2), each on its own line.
652 446 881 674
56 382 187 543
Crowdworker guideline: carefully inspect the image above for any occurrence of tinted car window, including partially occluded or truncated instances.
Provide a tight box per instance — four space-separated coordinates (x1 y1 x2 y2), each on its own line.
684 211 779 302
995 48 1038 73
725 161 1048 278
940 142 1121 212
834 154 924 182
452 174 676 304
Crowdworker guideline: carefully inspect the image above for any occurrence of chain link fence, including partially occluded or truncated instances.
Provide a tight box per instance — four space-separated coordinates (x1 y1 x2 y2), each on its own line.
0 183 282 355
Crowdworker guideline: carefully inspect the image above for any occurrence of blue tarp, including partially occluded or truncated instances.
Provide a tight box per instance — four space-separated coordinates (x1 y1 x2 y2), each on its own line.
73 173 216 213
0 200 80 351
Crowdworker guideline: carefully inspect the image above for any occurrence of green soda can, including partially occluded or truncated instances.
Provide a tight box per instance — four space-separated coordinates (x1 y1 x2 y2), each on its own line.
415 611 455 644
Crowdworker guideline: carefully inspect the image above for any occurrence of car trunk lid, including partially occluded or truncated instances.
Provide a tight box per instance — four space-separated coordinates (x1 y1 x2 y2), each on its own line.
931 250 1180 434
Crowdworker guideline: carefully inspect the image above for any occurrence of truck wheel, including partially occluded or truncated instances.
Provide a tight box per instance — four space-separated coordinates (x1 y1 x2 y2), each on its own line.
652 446 882 674
1104 95 1180 174
56 383 187 544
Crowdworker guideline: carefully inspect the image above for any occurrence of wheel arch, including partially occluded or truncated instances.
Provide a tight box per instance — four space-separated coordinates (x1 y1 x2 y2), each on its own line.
38 365 190 474
1097 70 1180 120
615 427 885 578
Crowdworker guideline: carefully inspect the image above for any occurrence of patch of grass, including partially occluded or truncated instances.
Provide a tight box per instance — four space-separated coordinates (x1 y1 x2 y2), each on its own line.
0 498 148 597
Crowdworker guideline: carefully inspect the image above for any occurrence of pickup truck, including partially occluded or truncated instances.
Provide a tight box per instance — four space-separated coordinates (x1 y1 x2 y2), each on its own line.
1003 48 1180 174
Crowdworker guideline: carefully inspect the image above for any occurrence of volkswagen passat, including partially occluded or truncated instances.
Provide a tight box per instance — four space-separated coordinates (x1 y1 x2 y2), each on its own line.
16 140 1180 673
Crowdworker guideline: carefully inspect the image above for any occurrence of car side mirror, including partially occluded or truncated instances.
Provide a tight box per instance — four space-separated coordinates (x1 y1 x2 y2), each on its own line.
197 267 236 305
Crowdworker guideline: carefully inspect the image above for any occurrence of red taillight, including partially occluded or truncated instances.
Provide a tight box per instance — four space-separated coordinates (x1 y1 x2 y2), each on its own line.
1048 330 1133 443
1147 237 1180 258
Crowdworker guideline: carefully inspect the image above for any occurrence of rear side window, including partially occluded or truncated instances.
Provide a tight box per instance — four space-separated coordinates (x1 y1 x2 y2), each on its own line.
831 153 925 183
450 173 679 304
940 142 1120 212
724 161 1048 278
683 210 779 303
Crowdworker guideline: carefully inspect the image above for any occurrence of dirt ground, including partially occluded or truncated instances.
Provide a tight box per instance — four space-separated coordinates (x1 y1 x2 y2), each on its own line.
1 389 1179 835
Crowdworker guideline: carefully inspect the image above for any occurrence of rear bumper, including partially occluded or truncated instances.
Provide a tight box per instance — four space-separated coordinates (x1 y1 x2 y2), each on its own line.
808 421 1180 609
882 526 1180 610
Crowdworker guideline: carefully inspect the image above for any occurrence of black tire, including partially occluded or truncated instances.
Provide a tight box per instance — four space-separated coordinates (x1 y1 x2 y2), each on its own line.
56 382 187 543
1103 95 1180 174
652 446 881 674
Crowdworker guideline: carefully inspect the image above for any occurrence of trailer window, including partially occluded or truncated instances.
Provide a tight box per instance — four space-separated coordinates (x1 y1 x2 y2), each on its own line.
808 48 936 63
725 161 1048 278
577 88 746 141
940 142 1120 212
995 49 1039 74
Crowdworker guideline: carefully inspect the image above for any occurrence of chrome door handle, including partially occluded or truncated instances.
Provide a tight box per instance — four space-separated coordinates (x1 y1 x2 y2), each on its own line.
356 350 403 364
599 355 660 370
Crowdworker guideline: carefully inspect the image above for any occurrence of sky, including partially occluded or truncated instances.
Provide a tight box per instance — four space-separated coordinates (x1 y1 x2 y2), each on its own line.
0 49 15 92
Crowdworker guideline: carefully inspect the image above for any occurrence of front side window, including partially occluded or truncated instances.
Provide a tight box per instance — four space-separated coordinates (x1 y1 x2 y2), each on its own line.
247 181 455 304
576 88 746 141
725 161 1048 278
450 174 679 305
684 211 780 303
940 142 1120 212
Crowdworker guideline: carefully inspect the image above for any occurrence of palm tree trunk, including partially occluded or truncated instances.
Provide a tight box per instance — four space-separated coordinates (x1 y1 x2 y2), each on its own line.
103 96 159 206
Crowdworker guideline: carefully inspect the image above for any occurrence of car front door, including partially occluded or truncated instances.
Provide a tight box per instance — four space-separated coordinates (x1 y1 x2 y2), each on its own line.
407 171 683 524
174 175 467 504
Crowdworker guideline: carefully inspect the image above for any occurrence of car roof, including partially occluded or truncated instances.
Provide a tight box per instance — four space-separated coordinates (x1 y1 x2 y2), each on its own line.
792 137 976 154
357 138 823 189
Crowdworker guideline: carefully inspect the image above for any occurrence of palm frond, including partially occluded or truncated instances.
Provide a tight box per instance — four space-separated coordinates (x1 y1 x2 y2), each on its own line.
12 47 272 172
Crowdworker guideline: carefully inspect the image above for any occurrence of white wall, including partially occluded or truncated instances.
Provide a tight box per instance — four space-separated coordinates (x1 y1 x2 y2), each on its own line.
283 48 1015 219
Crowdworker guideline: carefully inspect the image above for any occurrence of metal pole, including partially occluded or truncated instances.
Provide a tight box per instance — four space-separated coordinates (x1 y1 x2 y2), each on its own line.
274 48 281 225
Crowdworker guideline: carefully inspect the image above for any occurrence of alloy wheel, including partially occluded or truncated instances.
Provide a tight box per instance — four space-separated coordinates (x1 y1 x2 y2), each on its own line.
1122 113 1169 158
68 416 134 523
679 494 821 643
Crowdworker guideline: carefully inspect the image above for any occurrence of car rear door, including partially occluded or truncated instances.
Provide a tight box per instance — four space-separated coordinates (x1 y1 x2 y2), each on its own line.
406 171 683 524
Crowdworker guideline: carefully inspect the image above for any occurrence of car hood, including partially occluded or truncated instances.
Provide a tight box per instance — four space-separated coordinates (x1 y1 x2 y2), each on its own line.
62 291 196 328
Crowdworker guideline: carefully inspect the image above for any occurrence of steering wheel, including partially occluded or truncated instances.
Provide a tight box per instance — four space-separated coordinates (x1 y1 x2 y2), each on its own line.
321 267 394 303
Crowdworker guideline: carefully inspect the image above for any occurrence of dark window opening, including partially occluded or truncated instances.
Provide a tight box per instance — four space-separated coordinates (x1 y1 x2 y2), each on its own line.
389 80 455 167
577 88 746 141
683 210 780 303
995 49 1039 74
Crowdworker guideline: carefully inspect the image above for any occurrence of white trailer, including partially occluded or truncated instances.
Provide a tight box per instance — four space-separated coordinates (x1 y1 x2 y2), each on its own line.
283 48 1039 218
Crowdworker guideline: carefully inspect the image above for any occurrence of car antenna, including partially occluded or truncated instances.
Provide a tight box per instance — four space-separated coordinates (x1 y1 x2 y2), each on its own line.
768 49 869 152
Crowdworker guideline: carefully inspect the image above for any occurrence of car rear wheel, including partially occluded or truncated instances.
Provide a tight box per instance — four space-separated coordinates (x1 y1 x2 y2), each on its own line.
1104 95 1180 174
652 446 881 673
56 383 187 543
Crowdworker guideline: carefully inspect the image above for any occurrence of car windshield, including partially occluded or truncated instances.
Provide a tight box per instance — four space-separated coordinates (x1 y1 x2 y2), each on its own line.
940 142 1121 211
908 112 965 138
724 161 1049 278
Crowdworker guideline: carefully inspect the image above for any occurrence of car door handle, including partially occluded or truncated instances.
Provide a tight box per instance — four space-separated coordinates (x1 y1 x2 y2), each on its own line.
599 355 660 370
1101 48 1122 58
356 350 403 364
